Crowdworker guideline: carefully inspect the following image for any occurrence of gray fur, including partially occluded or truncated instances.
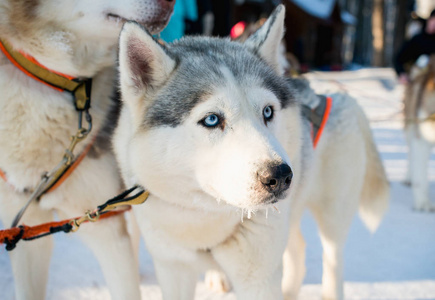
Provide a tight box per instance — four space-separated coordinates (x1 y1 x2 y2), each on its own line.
142 36 295 128
245 4 282 54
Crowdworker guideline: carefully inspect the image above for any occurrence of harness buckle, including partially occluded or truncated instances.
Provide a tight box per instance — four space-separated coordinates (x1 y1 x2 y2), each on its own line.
72 79 92 111
69 210 100 232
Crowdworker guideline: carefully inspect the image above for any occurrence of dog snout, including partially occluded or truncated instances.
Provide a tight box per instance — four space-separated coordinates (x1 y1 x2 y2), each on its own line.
257 163 292 196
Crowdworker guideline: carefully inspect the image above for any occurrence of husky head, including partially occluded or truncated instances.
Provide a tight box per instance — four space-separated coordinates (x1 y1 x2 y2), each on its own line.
0 0 174 76
116 5 301 211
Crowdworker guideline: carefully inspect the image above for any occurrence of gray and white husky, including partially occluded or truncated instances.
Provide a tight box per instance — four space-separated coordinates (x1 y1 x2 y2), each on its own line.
115 5 389 300
0 1 173 299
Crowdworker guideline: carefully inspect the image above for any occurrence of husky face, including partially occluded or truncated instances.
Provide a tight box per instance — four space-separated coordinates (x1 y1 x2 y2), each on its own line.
0 0 174 37
0 0 174 76
42 0 174 37
117 6 300 210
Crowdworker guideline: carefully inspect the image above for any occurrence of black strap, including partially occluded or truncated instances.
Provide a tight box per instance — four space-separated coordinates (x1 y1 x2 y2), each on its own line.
97 186 144 213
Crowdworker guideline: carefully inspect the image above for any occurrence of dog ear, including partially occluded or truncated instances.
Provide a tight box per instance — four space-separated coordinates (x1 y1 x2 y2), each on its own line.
244 4 286 74
118 21 175 122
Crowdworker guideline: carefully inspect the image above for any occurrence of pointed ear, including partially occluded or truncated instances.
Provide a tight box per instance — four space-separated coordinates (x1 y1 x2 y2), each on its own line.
244 5 286 74
118 21 175 123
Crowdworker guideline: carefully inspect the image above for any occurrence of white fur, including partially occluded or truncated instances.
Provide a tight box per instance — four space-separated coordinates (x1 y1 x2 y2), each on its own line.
115 5 389 300
0 0 174 299
405 124 435 211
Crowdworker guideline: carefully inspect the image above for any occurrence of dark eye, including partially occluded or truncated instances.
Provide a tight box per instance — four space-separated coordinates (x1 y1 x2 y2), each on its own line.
263 106 273 122
202 114 220 128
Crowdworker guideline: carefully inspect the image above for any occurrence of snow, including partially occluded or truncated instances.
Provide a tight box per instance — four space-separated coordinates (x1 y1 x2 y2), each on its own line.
1 68 435 299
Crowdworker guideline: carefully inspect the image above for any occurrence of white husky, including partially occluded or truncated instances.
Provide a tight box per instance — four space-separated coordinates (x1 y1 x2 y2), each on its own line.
404 54 435 211
114 5 389 300
0 1 173 299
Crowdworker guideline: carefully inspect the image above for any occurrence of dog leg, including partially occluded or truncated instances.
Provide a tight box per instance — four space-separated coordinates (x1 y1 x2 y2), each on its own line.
1 201 53 300
65 213 141 300
132 204 200 300
282 224 306 300
410 137 434 211
403 126 413 186
311 201 357 300
153 258 198 300
212 218 288 300
204 269 232 293
125 210 141 268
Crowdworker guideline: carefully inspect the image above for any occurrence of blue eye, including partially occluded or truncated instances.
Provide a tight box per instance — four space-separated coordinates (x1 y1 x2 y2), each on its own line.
202 114 220 127
263 106 273 122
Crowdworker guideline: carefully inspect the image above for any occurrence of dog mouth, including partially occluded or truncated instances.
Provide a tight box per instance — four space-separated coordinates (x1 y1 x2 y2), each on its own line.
262 193 285 205
106 13 169 34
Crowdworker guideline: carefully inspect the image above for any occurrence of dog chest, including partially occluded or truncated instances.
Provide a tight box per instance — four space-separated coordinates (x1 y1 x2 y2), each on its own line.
133 196 241 250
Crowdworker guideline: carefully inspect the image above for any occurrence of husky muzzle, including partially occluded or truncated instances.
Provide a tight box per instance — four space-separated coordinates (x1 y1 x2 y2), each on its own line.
257 163 293 199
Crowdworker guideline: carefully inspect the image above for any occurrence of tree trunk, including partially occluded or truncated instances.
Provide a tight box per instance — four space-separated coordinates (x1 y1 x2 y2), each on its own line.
372 0 384 66
383 0 397 66
353 0 374 65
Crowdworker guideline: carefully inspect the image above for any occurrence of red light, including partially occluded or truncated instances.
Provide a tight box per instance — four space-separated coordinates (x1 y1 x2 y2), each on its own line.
230 21 246 39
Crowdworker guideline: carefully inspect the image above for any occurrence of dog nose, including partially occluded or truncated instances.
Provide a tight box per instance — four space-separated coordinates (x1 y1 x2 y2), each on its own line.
258 163 292 195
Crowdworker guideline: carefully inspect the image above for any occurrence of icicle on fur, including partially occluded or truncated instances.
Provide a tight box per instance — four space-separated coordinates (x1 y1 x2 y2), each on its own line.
273 205 281 214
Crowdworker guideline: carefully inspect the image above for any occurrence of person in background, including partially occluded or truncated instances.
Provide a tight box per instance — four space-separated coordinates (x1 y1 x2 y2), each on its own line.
395 9 435 84
160 0 198 42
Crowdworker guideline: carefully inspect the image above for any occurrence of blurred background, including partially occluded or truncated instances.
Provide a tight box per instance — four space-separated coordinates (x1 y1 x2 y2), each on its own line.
161 0 430 72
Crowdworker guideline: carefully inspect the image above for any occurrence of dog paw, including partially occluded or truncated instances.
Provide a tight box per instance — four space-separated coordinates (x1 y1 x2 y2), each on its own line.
205 270 231 293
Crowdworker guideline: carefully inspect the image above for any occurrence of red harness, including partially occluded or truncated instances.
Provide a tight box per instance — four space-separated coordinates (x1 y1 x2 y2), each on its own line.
302 95 333 148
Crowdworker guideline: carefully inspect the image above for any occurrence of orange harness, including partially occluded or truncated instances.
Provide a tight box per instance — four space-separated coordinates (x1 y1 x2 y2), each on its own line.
0 139 95 194
0 186 149 251
0 38 95 226
0 40 150 251
0 209 128 251
302 95 333 148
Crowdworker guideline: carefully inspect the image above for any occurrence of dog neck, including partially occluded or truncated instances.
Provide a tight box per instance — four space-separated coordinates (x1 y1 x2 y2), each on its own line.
0 34 116 78
0 38 93 111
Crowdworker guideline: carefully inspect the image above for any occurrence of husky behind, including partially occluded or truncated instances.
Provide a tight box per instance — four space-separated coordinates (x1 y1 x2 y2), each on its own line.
0 1 174 299
115 5 389 300
404 54 435 211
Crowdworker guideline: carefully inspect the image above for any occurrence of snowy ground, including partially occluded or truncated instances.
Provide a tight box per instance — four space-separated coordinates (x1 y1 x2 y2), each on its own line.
1 68 435 299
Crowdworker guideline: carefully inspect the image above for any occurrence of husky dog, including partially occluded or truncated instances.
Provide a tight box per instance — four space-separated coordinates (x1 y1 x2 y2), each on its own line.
115 5 389 300
404 54 435 211
0 0 174 299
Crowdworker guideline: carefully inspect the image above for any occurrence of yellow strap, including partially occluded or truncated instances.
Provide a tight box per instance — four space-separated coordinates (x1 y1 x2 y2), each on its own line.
0 39 91 110
0 39 79 91
99 190 150 214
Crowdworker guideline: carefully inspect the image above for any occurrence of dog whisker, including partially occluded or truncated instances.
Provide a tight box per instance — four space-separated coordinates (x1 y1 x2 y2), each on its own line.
273 205 280 214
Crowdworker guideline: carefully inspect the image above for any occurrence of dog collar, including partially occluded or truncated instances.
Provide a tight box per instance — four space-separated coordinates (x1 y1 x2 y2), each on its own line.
0 38 92 111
